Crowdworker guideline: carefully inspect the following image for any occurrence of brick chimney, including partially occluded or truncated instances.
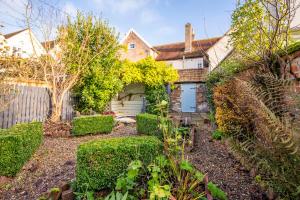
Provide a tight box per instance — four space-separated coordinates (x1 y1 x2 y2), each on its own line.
185 23 194 52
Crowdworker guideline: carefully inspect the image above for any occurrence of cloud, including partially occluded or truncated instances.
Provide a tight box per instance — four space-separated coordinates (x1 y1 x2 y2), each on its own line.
93 0 151 14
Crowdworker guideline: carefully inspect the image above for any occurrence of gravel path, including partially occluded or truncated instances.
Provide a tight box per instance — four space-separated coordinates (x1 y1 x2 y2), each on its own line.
188 128 265 200
0 123 137 200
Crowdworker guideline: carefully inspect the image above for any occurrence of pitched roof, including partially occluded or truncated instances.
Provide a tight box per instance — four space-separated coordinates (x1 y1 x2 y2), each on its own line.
41 40 57 50
154 37 222 61
4 29 28 39
121 28 153 49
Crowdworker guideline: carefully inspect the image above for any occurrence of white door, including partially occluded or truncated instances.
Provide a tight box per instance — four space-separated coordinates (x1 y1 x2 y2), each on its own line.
181 83 196 112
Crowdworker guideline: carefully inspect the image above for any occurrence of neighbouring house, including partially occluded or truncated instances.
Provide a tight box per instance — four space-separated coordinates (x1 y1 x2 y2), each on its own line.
292 27 300 41
111 23 233 116
2 29 46 58
41 40 62 59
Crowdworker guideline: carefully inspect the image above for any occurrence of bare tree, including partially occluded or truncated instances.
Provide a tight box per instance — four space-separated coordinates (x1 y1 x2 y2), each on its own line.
15 1 120 122
230 0 300 78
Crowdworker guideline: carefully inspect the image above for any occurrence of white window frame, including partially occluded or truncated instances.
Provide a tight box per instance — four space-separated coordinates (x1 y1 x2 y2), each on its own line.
128 43 135 49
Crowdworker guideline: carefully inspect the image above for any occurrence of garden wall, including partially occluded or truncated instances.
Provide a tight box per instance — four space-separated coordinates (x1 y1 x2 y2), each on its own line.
0 82 74 128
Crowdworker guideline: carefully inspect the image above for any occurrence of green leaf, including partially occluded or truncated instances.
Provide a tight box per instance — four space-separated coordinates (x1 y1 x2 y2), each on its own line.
180 160 194 172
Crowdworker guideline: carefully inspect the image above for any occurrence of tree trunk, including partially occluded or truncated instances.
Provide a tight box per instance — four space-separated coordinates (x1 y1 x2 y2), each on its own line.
49 91 64 122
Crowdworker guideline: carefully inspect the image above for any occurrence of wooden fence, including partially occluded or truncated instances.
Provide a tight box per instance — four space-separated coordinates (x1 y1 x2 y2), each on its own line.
0 84 74 129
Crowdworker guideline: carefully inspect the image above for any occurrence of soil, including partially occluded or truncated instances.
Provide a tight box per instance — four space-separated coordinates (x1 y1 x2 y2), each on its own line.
0 122 137 200
188 128 266 200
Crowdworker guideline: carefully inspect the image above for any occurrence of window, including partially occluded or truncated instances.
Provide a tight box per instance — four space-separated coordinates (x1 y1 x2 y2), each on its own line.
197 61 203 68
128 43 135 49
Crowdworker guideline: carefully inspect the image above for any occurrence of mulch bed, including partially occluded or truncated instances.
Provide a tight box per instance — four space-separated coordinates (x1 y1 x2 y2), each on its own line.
0 123 137 200
187 128 266 200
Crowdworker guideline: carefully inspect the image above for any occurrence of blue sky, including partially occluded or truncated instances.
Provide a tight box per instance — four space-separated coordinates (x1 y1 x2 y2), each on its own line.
0 0 236 45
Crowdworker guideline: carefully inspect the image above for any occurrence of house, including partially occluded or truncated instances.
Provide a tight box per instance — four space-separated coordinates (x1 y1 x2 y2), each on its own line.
111 23 232 116
2 29 45 58
292 27 300 41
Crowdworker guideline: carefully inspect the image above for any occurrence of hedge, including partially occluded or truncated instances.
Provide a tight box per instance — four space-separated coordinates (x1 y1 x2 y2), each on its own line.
0 122 43 176
76 136 163 190
72 115 114 136
136 113 162 138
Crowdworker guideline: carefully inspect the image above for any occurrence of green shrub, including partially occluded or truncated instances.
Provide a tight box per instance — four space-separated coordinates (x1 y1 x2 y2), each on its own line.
136 113 162 138
76 136 163 190
145 85 169 115
72 115 114 136
212 130 223 140
207 182 228 200
0 122 43 176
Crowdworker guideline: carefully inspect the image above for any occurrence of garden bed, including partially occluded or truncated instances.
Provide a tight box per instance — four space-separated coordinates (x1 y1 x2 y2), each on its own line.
188 128 265 200
0 123 137 200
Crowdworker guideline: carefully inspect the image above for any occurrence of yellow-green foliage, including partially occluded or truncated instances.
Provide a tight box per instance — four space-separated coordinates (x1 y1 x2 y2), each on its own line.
122 57 178 87
213 73 300 199
0 122 43 176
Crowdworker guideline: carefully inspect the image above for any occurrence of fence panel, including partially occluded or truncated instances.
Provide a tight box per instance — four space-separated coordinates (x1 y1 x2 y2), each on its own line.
0 84 74 129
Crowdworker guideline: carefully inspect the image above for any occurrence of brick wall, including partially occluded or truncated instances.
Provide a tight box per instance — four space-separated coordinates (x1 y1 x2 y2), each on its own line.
120 32 154 62
289 51 300 92
293 80 300 93
177 68 208 82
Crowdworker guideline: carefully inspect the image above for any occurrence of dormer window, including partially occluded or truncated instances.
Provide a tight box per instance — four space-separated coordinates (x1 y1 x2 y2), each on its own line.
129 43 135 49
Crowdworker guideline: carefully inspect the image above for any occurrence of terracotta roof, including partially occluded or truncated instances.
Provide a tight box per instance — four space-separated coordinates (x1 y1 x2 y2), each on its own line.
41 40 57 50
154 37 221 61
4 29 28 39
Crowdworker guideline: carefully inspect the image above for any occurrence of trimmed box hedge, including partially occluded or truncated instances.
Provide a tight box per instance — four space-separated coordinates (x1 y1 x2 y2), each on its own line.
0 122 43 176
72 115 114 136
76 136 163 190
136 113 163 138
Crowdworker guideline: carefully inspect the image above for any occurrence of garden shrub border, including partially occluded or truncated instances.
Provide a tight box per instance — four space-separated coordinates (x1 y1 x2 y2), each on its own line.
0 122 43 176
136 113 162 139
76 135 163 190
72 115 114 136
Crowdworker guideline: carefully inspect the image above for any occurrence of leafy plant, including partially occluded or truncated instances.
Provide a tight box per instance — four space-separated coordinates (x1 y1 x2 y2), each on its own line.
115 160 143 199
212 130 223 140
105 192 128 200
72 14 123 113
122 57 178 87
145 84 169 115
206 59 245 119
207 182 228 200
213 72 300 199
147 156 171 200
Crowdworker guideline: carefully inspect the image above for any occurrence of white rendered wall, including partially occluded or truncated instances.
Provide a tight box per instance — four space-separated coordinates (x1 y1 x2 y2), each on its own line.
207 33 233 71
6 30 45 58
166 57 204 69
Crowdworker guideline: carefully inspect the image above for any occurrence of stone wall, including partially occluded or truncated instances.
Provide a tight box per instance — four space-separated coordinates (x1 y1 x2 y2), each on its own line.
170 83 208 113
170 68 208 113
